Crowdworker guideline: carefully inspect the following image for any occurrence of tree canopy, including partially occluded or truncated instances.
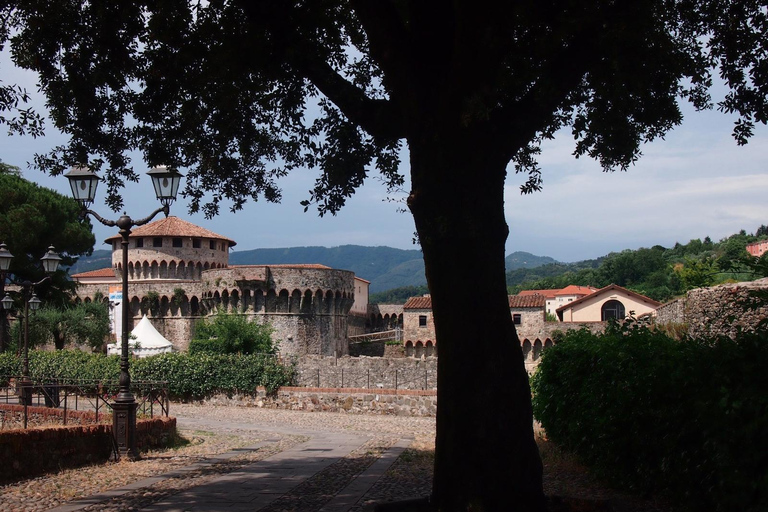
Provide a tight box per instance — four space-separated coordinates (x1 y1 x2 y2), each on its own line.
0 169 95 302
3 2 767 510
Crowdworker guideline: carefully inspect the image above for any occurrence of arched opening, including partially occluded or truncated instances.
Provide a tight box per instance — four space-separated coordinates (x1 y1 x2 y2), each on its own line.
544 338 553 349
324 290 334 314
601 300 626 321
290 289 302 313
266 289 277 313
522 339 532 361
160 260 168 279
190 296 199 316
130 296 141 317
425 341 434 357
277 289 290 313
254 289 265 312
301 290 313 314
142 261 150 279
414 341 425 359
169 261 177 279
160 296 170 316
230 289 240 312
533 339 543 361
405 341 414 357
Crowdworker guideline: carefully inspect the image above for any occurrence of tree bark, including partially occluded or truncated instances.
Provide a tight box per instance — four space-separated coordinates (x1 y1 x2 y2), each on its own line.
408 130 545 511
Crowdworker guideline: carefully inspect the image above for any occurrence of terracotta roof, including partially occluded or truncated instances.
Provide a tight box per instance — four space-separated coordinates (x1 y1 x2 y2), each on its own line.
405 295 545 310
105 217 236 246
509 295 546 308
556 285 597 296
519 289 558 299
354 276 371 284
556 284 662 315
403 296 432 309
71 267 117 279
230 264 331 270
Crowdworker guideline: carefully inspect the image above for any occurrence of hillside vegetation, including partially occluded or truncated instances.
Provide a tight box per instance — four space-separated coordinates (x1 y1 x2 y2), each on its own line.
67 228 768 302
508 227 768 302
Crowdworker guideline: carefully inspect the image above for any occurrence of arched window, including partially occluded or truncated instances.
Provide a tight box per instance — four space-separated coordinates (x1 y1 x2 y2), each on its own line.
601 300 626 321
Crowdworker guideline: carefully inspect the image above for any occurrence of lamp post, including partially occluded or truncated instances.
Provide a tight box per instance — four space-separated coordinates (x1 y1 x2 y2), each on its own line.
0 245 61 426
65 165 182 460
0 243 12 352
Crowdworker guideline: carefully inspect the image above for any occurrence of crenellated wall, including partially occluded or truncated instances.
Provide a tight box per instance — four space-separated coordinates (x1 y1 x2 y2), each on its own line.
74 265 356 357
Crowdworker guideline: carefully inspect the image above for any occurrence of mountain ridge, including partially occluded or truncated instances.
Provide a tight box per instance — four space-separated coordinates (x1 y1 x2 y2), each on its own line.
68 245 558 293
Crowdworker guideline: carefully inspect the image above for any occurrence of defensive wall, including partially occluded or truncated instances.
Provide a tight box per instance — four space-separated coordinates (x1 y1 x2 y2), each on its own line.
75 265 355 356
654 277 768 338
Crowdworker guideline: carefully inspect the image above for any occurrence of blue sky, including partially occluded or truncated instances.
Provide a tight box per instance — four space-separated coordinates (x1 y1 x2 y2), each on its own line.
3 50 767 263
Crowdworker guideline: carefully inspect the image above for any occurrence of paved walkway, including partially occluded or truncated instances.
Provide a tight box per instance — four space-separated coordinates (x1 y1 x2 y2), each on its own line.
46 409 416 512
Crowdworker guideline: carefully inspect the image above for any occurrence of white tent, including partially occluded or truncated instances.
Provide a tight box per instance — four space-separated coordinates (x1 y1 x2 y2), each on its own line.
107 315 174 358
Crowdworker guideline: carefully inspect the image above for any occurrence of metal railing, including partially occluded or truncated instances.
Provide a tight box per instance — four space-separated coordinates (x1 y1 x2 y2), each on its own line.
0 376 169 430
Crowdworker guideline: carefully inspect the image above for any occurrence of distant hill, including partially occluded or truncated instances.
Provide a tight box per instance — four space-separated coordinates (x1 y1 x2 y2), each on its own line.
66 249 112 275
505 251 557 270
69 245 559 294
229 245 425 292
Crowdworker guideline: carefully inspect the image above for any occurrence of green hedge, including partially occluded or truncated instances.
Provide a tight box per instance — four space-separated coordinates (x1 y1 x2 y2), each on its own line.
0 350 296 398
531 322 768 512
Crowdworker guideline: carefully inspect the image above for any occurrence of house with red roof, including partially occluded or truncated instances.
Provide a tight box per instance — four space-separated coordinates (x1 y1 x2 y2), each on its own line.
556 284 661 322
519 285 597 318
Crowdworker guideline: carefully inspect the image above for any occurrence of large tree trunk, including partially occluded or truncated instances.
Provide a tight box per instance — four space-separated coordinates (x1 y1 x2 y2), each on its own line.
408 131 545 511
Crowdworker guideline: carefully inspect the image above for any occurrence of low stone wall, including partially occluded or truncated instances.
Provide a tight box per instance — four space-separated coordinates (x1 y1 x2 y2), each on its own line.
0 406 176 483
206 386 437 417
348 341 406 358
652 278 768 339
296 355 437 390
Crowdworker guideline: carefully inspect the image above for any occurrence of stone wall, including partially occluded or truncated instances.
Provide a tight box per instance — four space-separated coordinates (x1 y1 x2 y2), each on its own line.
402 308 436 344
75 265 357 357
295 355 437 390
205 387 437 417
348 341 406 358
660 278 768 339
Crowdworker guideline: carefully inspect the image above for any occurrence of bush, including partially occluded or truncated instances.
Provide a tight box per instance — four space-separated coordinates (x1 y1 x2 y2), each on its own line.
0 350 295 399
531 321 768 512
189 312 277 355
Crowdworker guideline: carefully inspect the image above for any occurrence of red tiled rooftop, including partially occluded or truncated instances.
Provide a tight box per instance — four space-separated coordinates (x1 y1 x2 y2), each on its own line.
403 296 432 309
509 295 546 308
71 267 117 278
555 285 597 296
105 217 236 246
405 295 545 310
519 289 558 299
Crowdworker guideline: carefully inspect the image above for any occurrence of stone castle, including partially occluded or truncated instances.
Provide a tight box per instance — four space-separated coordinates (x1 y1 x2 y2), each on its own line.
72 217 367 356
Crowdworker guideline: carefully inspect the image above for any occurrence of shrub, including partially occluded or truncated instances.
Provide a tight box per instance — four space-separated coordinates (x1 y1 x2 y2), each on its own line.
531 321 768 512
189 312 276 355
0 350 295 399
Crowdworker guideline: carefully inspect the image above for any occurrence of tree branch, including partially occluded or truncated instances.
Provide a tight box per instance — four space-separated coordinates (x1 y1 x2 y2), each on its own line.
235 0 405 142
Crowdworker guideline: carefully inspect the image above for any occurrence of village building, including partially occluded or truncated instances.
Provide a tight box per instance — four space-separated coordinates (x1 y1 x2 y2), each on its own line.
556 284 661 322
71 216 364 357
401 294 551 364
519 285 597 319
746 239 768 258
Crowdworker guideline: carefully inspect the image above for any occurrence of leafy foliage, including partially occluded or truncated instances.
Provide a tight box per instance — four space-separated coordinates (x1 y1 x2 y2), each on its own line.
0 170 96 306
0 350 295 398
9 301 110 351
190 312 276 355
369 284 429 305
532 323 768 512
510 227 768 301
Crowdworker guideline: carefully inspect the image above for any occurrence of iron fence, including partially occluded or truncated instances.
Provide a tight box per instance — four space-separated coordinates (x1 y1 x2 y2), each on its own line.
0 376 169 430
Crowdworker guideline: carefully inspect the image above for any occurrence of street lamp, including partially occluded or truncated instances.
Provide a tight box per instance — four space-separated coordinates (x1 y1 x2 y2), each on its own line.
65 165 182 460
0 243 12 352
0 245 61 425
